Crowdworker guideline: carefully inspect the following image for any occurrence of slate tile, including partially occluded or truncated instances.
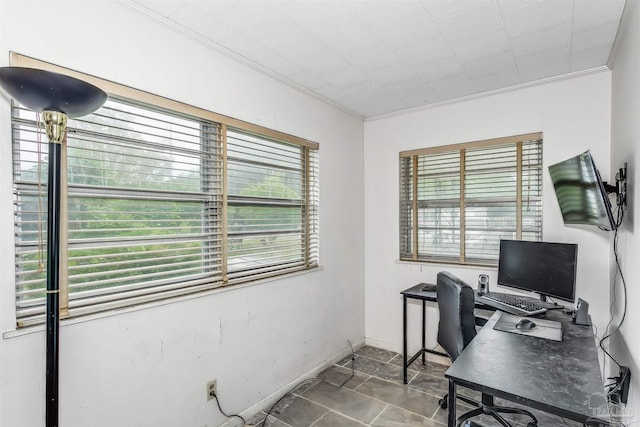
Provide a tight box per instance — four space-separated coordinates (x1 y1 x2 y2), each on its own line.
302 380 387 424
355 377 441 418
317 365 369 390
371 405 442 426
269 394 328 427
356 345 399 363
389 354 450 377
313 411 367 426
407 372 449 398
353 354 416 384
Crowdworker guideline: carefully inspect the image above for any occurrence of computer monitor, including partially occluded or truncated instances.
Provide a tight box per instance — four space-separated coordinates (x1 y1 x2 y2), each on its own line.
497 239 577 302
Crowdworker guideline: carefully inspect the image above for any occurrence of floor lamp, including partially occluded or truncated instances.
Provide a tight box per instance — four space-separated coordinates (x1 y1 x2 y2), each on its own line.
0 67 107 427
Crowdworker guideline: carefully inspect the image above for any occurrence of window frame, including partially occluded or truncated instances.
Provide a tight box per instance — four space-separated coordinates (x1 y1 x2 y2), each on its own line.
399 133 543 266
10 52 320 327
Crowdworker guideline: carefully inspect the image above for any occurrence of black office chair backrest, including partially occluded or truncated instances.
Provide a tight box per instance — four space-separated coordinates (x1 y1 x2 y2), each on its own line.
436 271 477 362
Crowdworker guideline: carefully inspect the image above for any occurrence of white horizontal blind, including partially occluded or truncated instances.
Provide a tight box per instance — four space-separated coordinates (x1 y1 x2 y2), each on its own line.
399 136 542 266
464 142 544 263
399 156 413 259
13 99 224 324
226 129 318 283
416 151 461 262
520 141 543 241
306 149 320 269
13 105 49 322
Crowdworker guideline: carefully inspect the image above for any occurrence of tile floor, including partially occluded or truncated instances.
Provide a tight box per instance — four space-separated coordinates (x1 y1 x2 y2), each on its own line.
246 345 583 427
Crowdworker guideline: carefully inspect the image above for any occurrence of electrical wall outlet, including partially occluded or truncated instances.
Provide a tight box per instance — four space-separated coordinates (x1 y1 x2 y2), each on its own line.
619 366 631 404
206 379 217 401
609 366 631 405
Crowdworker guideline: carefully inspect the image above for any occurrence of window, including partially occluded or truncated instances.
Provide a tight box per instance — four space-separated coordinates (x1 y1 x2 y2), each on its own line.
399 133 542 265
226 129 319 283
11 58 319 327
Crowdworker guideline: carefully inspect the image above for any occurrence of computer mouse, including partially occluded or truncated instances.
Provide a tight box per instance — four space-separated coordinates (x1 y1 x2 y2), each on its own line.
515 318 536 330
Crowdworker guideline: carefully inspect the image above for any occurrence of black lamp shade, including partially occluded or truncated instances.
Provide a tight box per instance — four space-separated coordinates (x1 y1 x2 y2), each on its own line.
0 67 107 117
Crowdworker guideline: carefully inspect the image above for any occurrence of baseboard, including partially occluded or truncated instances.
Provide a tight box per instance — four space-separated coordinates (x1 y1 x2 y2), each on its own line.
220 338 365 427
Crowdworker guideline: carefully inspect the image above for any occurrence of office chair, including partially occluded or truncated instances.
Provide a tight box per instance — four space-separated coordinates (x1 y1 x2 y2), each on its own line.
436 271 538 427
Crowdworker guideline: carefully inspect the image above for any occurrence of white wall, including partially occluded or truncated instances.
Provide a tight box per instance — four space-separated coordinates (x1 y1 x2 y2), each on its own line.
610 0 640 418
364 72 613 358
0 2 365 426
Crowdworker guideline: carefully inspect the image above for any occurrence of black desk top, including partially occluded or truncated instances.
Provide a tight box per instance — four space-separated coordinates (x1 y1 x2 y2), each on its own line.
446 311 609 424
401 283 438 300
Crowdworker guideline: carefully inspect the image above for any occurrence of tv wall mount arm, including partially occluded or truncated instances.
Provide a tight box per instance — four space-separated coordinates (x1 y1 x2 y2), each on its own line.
603 163 627 208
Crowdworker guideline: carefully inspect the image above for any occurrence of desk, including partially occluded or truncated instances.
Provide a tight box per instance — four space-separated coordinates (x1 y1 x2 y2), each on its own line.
446 310 610 426
401 283 492 384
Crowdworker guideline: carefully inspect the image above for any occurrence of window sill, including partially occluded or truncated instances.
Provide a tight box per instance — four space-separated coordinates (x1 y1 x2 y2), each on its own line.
395 259 498 270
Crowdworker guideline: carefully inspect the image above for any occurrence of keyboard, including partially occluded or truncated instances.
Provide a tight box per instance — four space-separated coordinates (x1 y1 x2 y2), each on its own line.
480 292 547 316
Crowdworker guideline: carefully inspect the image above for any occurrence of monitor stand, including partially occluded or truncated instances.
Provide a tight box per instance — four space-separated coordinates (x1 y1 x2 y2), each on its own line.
538 295 565 310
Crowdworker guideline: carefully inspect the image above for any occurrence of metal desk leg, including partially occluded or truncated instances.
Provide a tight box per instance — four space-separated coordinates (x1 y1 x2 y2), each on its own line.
448 379 457 427
403 295 408 384
421 299 426 365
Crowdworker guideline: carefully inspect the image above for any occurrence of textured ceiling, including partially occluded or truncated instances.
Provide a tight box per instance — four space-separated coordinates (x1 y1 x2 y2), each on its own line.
128 0 626 118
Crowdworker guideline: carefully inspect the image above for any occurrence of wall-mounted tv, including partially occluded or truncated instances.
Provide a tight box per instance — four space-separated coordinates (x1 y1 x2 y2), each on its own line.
548 150 616 231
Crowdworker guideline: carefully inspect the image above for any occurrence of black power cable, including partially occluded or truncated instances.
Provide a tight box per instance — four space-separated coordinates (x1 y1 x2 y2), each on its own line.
598 206 627 370
594 202 629 427
210 391 247 426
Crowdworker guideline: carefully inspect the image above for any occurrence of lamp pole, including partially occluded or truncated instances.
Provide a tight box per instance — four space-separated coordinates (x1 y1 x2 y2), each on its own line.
43 111 66 426
0 67 106 427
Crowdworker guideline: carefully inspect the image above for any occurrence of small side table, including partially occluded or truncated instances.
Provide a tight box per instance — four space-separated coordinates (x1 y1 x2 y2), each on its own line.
400 283 446 384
